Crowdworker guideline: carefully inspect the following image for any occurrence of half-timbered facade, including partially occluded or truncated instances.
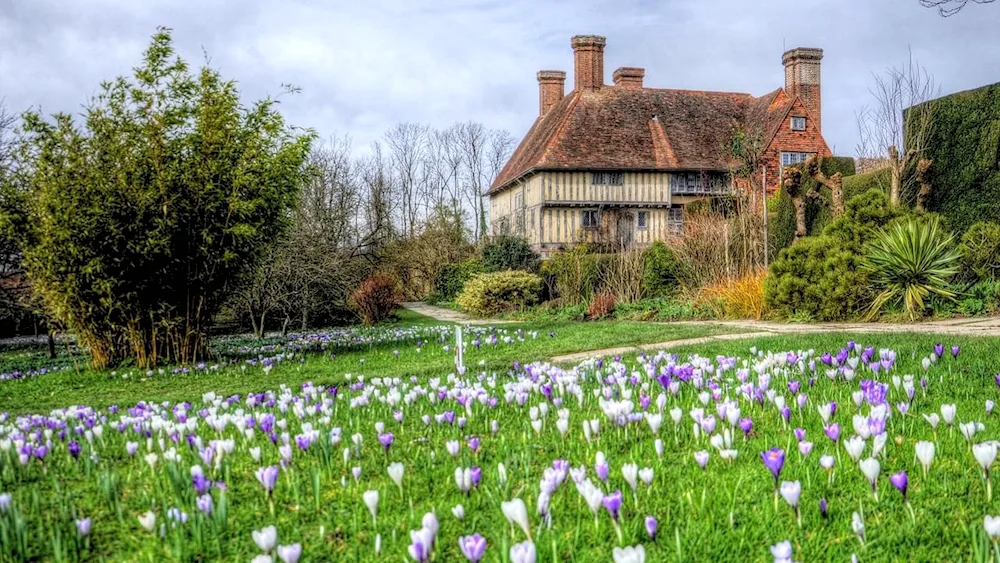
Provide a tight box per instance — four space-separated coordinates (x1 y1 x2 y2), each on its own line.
488 36 832 256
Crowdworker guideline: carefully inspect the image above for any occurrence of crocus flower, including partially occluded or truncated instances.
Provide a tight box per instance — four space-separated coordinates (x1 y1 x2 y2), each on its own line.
378 433 393 452
458 533 487 562
780 481 802 524
824 423 841 442
197 494 213 516
770 540 793 563
611 545 646 563
501 498 531 539
974 442 998 500
277 543 302 563
694 450 709 469
915 441 935 477
138 511 156 532
761 448 785 485
985 516 1000 542
68 441 81 459
890 471 908 502
602 490 623 521
859 458 880 499
510 540 537 563
819 498 828 519
256 466 279 494
253 525 278 553
388 462 405 493
645 515 658 540
739 417 753 437
76 517 92 536
951 345 960 359
363 490 379 524
452 504 465 520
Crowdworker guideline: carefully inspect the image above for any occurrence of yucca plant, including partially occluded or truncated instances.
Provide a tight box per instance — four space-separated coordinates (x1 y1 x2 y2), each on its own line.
863 217 962 320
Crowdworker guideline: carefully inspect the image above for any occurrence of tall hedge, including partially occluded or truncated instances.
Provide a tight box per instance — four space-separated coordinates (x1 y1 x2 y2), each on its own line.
770 156 858 252
918 83 1000 233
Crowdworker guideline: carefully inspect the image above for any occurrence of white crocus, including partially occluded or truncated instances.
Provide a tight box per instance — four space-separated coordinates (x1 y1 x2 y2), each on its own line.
387 462 405 493
852 511 866 546
844 436 866 462
622 463 639 494
859 458 881 499
452 504 465 520
923 413 941 430
138 511 157 533
362 490 379 525
252 525 278 553
501 498 532 539
612 545 646 563
638 468 654 487
985 515 1000 541
915 441 935 477
941 404 957 426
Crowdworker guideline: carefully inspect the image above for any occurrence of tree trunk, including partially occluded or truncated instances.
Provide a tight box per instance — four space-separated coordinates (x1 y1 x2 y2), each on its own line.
792 197 808 242
888 145 901 206
47 331 56 360
830 173 845 217
916 159 933 212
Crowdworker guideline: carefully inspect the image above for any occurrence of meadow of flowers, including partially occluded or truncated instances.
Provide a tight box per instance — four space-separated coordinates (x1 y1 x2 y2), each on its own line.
3 333 1000 562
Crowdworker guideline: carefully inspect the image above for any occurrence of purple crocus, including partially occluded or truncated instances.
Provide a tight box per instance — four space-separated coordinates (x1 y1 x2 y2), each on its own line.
793 428 806 442
378 433 394 452
819 498 828 519
602 490 623 521
458 533 487 562
761 448 785 484
256 466 280 494
934 343 944 358
645 515 658 540
890 471 909 502
197 494 213 515
824 423 841 443
468 437 481 453
68 441 81 459
76 517 92 537
951 345 960 359
739 418 753 437
126 442 139 457
469 466 482 488
780 406 791 422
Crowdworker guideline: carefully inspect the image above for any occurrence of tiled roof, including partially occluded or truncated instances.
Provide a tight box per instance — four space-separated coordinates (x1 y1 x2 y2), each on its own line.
490 86 796 193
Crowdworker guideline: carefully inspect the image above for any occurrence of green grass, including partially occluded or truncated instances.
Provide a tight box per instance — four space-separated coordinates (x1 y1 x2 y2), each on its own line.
0 315 736 415
5 320 1000 561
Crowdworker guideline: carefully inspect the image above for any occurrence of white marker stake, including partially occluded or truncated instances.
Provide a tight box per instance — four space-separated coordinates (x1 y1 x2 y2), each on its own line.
455 325 464 374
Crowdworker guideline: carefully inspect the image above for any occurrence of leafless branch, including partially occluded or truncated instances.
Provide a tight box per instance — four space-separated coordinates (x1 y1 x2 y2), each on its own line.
920 0 996 16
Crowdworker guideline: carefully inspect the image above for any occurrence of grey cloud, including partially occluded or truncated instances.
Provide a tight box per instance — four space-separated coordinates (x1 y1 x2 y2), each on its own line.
1 0 998 157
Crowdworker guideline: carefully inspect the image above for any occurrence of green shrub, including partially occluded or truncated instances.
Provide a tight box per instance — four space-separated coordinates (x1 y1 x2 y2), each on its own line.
613 298 715 321
431 259 485 301
481 236 539 273
958 222 1000 281
642 242 682 297
841 168 890 204
455 270 542 316
765 189 901 321
863 217 962 320
540 245 610 303
956 279 1000 316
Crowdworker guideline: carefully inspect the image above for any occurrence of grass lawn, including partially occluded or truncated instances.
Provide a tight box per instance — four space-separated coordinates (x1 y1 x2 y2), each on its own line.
3 316 1000 561
0 311 737 415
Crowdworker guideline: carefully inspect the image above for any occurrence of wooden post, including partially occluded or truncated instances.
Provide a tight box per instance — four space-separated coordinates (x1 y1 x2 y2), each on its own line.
455 326 464 374
762 165 769 269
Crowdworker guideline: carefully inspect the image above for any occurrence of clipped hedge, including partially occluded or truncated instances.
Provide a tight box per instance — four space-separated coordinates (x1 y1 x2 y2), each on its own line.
481 235 540 273
842 168 890 203
642 241 682 297
919 83 1000 233
456 270 542 316
770 156 858 253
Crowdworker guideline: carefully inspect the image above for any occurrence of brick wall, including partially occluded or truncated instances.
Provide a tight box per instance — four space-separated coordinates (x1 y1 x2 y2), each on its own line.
761 97 832 193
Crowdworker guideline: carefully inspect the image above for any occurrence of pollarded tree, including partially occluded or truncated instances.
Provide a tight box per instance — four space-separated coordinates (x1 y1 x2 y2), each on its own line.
1 28 313 368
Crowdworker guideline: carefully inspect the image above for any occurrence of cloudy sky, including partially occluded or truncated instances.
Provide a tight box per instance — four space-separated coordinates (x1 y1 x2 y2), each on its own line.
1 0 998 158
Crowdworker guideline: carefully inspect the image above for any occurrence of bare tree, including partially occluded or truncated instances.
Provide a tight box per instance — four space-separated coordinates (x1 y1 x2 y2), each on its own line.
385 123 429 237
856 51 938 207
921 0 996 16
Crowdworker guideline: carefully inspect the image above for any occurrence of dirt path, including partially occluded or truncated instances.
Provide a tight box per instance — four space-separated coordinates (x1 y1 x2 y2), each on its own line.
551 317 1000 363
399 302 511 325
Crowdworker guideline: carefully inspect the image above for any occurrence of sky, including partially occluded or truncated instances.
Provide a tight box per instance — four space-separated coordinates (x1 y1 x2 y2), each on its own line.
1 0 998 159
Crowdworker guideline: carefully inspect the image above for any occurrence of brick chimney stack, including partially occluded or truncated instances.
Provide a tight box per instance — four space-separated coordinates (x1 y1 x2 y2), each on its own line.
613 67 644 89
571 35 606 91
782 47 823 133
537 70 566 117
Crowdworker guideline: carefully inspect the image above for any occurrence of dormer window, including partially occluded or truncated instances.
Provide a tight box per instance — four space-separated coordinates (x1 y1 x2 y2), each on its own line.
591 172 624 185
790 117 806 131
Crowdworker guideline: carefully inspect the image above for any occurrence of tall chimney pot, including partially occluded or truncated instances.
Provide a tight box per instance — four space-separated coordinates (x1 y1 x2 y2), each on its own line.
537 70 566 117
571 35 606 91
782 47 823 133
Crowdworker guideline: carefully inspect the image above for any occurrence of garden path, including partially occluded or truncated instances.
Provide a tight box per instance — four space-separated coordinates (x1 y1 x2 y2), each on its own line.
399 302 512 325
551 316 1000 363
